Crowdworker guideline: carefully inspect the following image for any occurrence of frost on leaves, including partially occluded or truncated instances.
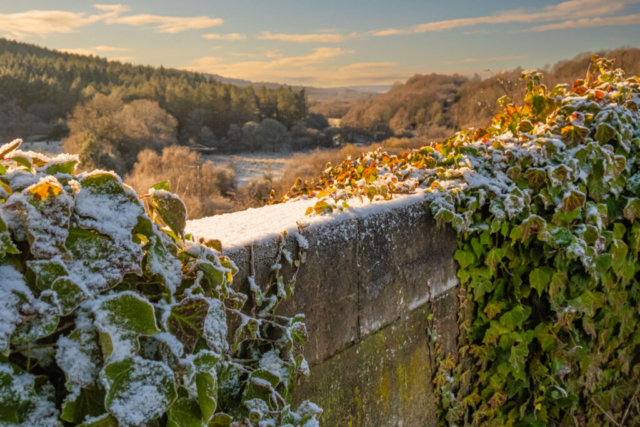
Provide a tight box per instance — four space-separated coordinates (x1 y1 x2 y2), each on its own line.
0 141 319 427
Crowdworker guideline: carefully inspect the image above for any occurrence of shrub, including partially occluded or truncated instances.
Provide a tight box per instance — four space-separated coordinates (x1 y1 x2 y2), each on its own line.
126 146 237 220
0 139 319 427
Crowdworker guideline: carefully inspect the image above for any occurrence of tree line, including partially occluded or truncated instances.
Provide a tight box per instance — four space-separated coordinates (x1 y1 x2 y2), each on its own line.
0 38 308 142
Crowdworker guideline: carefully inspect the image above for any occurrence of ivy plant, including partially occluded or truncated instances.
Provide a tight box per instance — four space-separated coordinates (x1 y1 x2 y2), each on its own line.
0 140 320 427
279 56 640 426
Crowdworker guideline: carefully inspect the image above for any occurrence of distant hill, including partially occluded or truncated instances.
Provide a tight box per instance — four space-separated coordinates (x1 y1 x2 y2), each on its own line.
0 38 308 142
339 47 640 142
206 73 383 104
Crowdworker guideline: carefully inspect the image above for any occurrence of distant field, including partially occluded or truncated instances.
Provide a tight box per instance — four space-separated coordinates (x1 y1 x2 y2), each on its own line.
20 140 62 155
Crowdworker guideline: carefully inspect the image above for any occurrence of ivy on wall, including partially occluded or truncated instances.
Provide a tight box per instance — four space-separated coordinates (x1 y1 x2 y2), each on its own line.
280 56 640 426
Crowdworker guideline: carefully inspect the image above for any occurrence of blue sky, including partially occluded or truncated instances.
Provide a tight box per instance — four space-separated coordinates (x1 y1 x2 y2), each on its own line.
1 0 640 87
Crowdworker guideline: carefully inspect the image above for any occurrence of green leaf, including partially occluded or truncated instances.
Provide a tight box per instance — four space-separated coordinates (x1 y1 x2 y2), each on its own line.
103 357 177 426
45 159 78 175
149 189 188 239
94 293 159 358
454 249 476 269
523 168 546 189
208 413 233 426
66 226 142 294
167 397 205 427
623 198 640 221
167 297 210 354
78 414 120 427
10 311 59 345
529 267 554 297
560 125 589 147
595 122 616 144
520 215 546 240
151 180 171 192
499 306 528 331
561 190 585 213
61 387 107 424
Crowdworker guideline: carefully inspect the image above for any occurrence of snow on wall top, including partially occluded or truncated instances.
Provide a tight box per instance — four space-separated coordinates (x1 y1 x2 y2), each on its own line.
186 192 426 251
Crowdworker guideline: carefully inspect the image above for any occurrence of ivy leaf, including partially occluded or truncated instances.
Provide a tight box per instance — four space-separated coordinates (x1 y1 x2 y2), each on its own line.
569 291 605 316
454 249 476 269
102 357 177 426
149 189 188 240
529 267 554 297
166 297 210 354
78 414 120 426
524 168 546 189
485 248 504 274
500 306 528 331
0 139 21 158
45 159 78 175
483 302 503 320
183 351 220 423
151 181 171 192
209 413 233 426
595 122 616 144
61 387 107 424
93 293 160 359
623 198 640 221
561 191 586 213
520 215 546 240
166 397 204 427
561 125 590 147
65 226 143 294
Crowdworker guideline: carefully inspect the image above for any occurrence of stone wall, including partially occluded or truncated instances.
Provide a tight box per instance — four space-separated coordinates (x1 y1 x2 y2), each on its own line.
206 197 461 426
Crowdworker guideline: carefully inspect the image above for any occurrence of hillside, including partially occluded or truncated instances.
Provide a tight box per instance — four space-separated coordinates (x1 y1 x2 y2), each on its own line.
340 47 640 142
0 38 307 142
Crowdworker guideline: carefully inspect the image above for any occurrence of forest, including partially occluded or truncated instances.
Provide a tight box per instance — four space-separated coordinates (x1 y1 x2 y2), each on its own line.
0 38 308 144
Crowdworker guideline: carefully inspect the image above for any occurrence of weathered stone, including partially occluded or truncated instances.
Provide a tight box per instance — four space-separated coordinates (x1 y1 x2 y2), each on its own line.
293 288 460 426
213 197 460 425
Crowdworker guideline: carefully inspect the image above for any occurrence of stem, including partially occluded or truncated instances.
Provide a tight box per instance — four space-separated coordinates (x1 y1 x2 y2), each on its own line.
621 382 640 426
589 396 620 426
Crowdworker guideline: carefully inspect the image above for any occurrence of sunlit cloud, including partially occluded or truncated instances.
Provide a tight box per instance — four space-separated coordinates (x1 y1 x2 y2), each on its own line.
371 0 640 36
59 48 97 56
111 15 223 33
525 14 640 31
202 33 247 41
258 31 357 43
0 4 224 38
181 49 411 87
111 56 134 62
93 45 130 52
442 55 528 65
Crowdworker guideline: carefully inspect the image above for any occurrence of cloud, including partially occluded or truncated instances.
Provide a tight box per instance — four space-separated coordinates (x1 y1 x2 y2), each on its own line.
93 45 130 52
442 55 528 65
371 0 639 36
202 33 247 41
111 15 223 33
110 56 134 62
338 62 398 72
525 14 640 31
0 4 223 37
181 49 411 87
258 31 357 43
59 48 97 56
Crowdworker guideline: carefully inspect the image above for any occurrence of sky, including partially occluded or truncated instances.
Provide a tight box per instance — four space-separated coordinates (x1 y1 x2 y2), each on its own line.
1 0 640 88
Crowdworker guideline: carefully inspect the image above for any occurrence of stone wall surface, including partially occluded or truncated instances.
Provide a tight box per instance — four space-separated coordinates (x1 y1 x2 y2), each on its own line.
207 197 461 426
